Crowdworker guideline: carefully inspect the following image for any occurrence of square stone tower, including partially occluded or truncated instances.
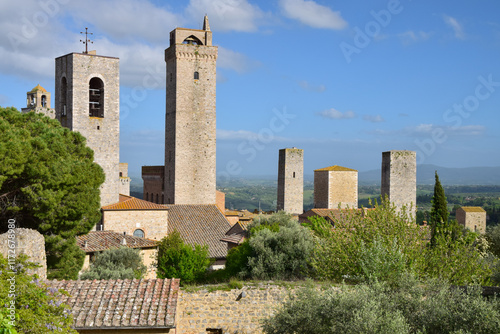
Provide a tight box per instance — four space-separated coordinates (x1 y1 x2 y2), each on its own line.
21 84 55 119
55 52 120 207
277 148 304 214
456 206 486 234
164 16 217 204
314 165 358 209
381 150 416 215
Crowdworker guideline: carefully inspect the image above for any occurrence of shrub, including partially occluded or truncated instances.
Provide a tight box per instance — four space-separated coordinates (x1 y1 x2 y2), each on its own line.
156 230 212 284
80 247 147 280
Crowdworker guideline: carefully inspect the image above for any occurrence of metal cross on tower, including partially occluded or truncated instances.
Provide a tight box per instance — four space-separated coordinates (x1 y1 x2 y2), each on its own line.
80 27 93 54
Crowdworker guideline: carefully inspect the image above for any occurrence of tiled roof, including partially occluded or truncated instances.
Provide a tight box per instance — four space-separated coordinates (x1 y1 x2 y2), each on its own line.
102 194 168 211
76 231 158 253
30 84 47 93
164 204 231 259
221 222 248 245
49 278 179 330
314 165 357 172
460 206 486 213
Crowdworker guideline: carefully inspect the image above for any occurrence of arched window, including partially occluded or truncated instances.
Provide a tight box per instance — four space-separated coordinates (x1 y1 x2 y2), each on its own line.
41 95 47 107
182 35 203 45
133 229 145 238
194 71 199 80
119 172 123 177
89 77 104 117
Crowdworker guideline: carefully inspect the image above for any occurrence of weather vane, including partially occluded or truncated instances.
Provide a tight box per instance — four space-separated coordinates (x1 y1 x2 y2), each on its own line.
80 27 93 54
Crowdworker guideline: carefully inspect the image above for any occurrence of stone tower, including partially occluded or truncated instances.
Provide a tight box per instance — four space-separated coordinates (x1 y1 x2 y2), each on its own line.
314 165 358 209
55 52 120 207
381 150 416 215
164 16 217 204
277 148 304 214
21 84 55 119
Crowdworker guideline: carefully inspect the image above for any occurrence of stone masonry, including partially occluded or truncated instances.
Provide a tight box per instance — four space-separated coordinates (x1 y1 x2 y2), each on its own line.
277 148 304 214
143 165 165 203
381 150 416 216
456 206 486 234
21 84 55 119
176 284 291 334
119 162 131 196
55 52 120 207
314 166 358 209
0 228 46 280
164 16 217 205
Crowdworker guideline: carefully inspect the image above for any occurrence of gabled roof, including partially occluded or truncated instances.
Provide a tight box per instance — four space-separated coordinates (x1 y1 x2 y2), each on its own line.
314 165 357 172
76 231 158 253
221 221 248 246
49 278 179 330
459 206 486 213
164 204 231 259
102 194 168 211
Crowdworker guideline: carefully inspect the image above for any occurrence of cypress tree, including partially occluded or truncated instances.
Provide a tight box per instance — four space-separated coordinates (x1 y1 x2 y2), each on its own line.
430 171 449 245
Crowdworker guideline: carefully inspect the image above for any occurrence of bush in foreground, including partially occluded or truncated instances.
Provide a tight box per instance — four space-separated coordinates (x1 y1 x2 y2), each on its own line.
80 247 147 280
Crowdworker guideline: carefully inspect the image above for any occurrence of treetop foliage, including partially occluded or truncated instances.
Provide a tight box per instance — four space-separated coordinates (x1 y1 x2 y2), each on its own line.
80 247 147 280
0 107 105 279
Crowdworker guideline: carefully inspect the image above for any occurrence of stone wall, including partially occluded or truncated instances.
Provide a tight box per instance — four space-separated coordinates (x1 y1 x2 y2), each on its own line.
277 148 304 214
103 209 168 241
329 170 358 209
176 284 291 334
381 150 416 216
119 163 131 196
0 228 46 279
314 171 330 208
456 207 486 234
216 190 226 213
55 52 120 207
143 165 165 203
164 27 217 205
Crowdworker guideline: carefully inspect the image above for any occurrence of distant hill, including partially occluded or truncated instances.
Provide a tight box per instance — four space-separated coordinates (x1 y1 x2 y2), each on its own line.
357 165 500 185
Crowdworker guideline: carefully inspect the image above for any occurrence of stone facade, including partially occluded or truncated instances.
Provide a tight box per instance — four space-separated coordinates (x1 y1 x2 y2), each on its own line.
55 52 120 207
456 206 486 234
21 84 55 118
164 17 217 205
0 228 46 279
102 209 168 241
143 165 165 203
216 190 225 213
119 162 131 196
277 148 304 214
314 166 358 209
381 150 416 216
176 284 291 334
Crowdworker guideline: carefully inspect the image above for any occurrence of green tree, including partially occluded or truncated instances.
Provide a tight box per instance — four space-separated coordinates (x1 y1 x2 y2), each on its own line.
430 171 450 245
80 247 147 280
0 254 77 334
156 230 212 284
0 107 104 279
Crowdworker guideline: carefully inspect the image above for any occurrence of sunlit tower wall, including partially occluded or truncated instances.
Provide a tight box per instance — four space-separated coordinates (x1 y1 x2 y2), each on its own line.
277 148 304 214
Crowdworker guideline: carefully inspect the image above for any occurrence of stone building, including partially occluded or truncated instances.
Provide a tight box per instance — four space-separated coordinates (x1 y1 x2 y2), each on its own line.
456 206 486 234
277 148 304 214
142 16 218 205
314 165 358 209
119 163 131 196
55 51 120 207
21 84 55 118
381 150 416 215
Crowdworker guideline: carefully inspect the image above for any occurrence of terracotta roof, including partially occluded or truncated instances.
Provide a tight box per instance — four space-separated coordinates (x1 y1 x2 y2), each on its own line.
76 231 158 253
221 222 248 246
459 206 486 213
102 195 168 210
164 204 231 259
314 165 357 172
49 278 179 330
30 84 47 93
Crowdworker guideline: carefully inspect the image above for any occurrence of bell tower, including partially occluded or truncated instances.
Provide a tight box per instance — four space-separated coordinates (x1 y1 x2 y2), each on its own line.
54 51 120 207
164 16 218 204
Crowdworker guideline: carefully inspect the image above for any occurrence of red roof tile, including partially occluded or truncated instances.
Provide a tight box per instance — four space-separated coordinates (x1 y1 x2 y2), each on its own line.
49 278 179 330
76 231 158 253
102 195 168 211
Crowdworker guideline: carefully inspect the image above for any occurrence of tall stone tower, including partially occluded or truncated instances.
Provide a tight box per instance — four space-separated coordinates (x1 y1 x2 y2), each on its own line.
277 148 303 214
21 84 55 119
314 165 358 209
55 52 120 207
381 150 416 215
164 16 217 204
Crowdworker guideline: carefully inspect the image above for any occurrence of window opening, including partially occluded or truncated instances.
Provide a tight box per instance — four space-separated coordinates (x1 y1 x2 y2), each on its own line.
194 71 199 80
89 77 104 117
133 229 145 238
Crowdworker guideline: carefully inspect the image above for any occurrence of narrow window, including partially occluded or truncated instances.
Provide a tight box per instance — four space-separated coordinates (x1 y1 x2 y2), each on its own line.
41 95 47 107
61 77 67 116
89 77 104 117
194 71 199 80
146 193 149 201
133 229 145 238
293 172 296 178
119 172 123 177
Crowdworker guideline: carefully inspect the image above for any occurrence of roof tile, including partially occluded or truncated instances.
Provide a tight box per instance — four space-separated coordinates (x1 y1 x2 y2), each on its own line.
76 231 158 253
102 195 168 211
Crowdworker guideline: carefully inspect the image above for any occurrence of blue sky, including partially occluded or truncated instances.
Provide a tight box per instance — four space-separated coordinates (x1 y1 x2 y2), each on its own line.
1 0 500 182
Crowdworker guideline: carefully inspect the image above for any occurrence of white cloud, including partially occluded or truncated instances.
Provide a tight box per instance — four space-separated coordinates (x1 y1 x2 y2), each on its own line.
298 80 326 93
186 0 266 32
443 15 465 39
279 0 347 30
398 30 432 45
363 114 385 123
317 108 356 119
217 129 289 142
218 47 260 74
